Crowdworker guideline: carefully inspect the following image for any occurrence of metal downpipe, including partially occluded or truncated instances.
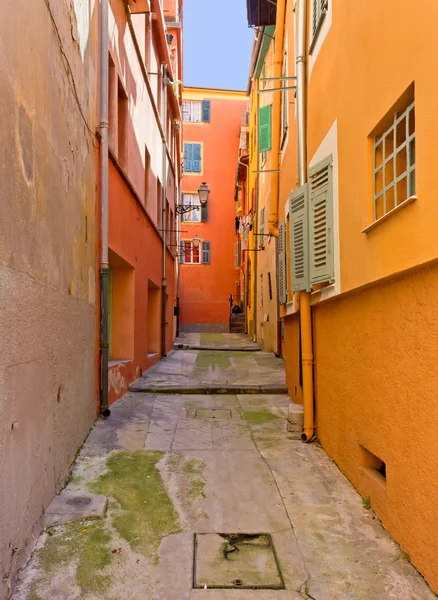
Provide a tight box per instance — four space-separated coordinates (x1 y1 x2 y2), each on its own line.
99 0 110 417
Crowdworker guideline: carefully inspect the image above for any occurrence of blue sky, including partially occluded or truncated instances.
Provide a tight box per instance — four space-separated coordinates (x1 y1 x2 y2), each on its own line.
183 0 254 91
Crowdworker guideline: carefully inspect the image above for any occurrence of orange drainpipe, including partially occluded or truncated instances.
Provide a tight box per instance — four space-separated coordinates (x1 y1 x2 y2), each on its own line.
267 0 286 240
295 0 314 442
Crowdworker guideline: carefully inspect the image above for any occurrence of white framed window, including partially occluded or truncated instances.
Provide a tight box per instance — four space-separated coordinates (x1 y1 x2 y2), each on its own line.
180 240 211 264
373 101 415 220
182 100 201 122
181 194 201 222
181 240 200 264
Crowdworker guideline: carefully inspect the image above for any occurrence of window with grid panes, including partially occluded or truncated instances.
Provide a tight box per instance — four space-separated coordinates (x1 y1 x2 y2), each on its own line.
373 101 415 220
182 101 201 122
181 241 200 264
181 194 201 222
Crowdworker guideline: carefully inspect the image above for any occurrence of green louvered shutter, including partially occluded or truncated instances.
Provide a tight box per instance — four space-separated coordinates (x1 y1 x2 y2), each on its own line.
193 143 202 173
202 241 211 264
259 207 265 247
180 240 185 263
259 105 272 153
289 184 310 292
309 155 334 285
278 220 287 304
202 100 211 122
184 143 193 172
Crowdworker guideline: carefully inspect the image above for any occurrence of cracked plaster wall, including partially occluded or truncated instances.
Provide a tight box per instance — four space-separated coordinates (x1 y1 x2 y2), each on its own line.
0 0 97 597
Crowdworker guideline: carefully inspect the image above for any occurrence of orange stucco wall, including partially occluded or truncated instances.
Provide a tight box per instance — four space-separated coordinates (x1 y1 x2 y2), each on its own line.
313 263 438 591
108 161 176 403
180 89 248 328
273 0 438 590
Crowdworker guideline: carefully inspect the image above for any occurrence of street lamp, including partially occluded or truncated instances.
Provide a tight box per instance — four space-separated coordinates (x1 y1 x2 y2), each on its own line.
193 234 201 249
198 182 210 207
176 182 210 215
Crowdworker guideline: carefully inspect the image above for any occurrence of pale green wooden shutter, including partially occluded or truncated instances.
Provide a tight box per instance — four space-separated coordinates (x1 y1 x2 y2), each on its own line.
180 240 185 263
202 100 211 122
234 241 241 269
309 155 334 286
278 220 287 304
259 105 272 153
259 207 265 247
289 184 310 292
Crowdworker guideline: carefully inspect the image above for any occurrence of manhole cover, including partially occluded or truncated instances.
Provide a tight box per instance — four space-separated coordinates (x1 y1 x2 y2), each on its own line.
66 496 92 507
195 409 232 420
193 533 285 589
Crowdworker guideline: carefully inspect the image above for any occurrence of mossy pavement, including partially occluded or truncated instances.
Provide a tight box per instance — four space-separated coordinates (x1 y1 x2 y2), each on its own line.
13 337 437 600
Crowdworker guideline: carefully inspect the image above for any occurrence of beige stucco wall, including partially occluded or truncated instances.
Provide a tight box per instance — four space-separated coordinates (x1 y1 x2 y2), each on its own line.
0 0 97 596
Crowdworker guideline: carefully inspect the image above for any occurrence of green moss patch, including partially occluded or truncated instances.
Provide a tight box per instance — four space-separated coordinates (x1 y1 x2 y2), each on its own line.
89 451 181 562
183 457 207 505
196 351 231 370
244 410 281 425
35 520 112 596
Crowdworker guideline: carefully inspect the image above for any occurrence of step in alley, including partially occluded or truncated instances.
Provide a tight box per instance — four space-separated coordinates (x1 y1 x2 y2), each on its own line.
13 335 436 600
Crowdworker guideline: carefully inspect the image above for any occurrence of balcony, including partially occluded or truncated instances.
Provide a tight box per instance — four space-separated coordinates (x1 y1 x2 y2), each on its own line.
246 0 277 27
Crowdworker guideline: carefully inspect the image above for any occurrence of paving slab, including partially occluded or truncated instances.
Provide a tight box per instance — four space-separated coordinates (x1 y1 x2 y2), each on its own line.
13 341 437 600
43 491 107 527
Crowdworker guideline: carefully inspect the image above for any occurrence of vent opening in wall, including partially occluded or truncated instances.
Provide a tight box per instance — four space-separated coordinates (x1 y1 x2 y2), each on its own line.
359 445 386 487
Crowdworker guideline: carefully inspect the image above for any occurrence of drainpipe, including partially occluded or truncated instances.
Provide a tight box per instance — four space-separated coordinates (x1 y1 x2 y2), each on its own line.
253 80 260 342
267 0 286 240
296 0 314 443
161 64 168 357
99 0 111 417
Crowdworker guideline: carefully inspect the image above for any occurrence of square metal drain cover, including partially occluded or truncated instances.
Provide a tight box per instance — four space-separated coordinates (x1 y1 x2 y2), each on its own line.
193 533 285 589
195 409 232 420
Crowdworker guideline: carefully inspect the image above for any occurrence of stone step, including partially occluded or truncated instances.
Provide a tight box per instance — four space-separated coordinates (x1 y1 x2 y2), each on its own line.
129 382 288 395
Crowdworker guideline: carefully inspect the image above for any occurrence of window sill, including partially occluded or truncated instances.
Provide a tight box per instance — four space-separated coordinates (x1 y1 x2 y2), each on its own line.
362 196 417 234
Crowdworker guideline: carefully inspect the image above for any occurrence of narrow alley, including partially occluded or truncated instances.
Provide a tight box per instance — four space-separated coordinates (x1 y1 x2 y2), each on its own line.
13 335 435 600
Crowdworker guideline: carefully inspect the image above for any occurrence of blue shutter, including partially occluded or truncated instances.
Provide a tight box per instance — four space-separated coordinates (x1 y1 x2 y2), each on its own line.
184 143 193 172
180 240 185 263
202 241 211 264
202 100 211 123
201 202 208 222
193 143 202 173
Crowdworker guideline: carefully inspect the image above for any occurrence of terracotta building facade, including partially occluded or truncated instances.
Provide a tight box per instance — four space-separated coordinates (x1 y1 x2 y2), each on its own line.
179 88 248 332
105 0 183 403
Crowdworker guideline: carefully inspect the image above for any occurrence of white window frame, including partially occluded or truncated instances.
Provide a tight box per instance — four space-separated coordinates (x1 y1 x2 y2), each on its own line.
181 193 201 222
373 101 415 221
182 100 201 123
182 240 201 264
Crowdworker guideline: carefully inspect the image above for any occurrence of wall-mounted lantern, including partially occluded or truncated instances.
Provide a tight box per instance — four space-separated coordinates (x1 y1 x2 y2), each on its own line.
176 182 210 215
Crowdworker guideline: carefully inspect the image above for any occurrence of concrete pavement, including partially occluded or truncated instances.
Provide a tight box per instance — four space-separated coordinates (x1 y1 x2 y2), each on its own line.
13 337 437 600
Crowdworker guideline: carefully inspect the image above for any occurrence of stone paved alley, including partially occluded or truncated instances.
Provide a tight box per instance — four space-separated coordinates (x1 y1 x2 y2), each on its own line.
14 336 436 599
